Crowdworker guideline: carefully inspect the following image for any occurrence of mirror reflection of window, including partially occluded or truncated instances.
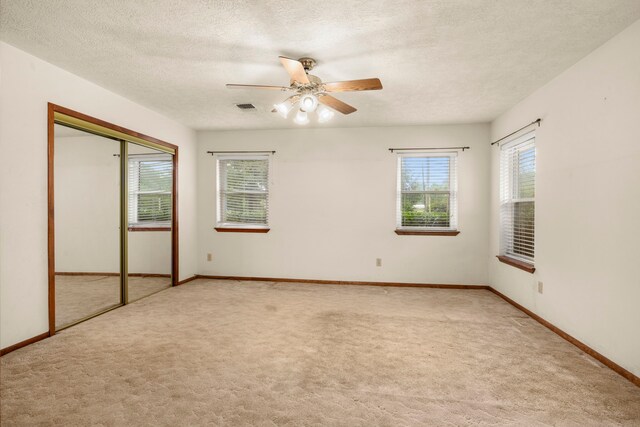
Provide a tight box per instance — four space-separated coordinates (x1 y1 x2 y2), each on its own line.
128 154 173 230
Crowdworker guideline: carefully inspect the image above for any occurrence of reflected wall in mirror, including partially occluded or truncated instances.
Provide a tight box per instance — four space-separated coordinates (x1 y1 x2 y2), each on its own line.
127 143 173 302
54 124 122 329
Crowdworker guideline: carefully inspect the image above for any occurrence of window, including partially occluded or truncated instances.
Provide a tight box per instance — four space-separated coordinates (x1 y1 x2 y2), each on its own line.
128 154 172 229
216 155 270 230
500 131 535 265
396 153 458 232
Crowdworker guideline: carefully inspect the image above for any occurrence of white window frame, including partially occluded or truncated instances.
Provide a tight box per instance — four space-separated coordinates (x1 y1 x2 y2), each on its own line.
396 152 458 231
215 153 271 229
499 131 536 264
128 153 172 229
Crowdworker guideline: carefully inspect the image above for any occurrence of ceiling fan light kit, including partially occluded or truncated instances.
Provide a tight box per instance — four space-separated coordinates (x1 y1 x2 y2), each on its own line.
227 56 383 125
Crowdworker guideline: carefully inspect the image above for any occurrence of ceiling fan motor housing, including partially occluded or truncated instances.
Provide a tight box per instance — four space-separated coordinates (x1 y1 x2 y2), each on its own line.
290 74 322 90
298 57 317 72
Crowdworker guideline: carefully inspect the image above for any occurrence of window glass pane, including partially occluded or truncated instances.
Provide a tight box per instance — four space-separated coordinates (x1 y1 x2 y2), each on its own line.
512 201 534 258
401 193 450 228
222 193 267 224
401 157 450 191
517 147 535 199
428 193 450 213
224 160 268 192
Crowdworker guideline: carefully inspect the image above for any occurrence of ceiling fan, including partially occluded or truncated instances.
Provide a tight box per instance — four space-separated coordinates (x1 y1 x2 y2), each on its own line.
226 56 383 125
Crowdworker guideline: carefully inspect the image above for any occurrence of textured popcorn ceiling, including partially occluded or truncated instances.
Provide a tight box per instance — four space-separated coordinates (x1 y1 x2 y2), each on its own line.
2 0 640 130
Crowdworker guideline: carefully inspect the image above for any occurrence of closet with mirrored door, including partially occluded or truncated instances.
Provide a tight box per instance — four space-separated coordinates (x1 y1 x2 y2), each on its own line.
49 104 178 333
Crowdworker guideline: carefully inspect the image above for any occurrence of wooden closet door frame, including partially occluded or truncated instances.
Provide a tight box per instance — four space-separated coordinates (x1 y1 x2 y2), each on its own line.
47 103 179 336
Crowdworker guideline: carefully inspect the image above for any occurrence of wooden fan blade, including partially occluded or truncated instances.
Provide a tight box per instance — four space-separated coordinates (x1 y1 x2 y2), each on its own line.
323 78 383 92
279 56 310 84
319 95 357 115
226 84 289 90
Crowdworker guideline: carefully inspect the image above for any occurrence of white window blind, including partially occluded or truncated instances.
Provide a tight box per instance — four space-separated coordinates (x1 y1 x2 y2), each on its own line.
397 153 458 230
500 132 535 263
128 154 172 228
217 155 270 227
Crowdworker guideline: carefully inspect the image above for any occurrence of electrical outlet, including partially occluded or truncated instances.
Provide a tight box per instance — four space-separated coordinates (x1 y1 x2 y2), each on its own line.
537 281 543 294
207 253 213 262
376 258 382 267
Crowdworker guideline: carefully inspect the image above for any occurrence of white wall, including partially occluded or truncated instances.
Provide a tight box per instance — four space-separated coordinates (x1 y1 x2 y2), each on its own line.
54 134 120 273
54 134 171 275
489 20 640 376
198 125 490 285
0 42 197 349
128 232 171 275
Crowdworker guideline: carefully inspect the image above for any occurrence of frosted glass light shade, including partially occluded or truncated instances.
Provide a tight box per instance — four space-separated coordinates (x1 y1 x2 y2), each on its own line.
273 100 294 118
317 106 335 123
299 94 318 112
294 110 309 125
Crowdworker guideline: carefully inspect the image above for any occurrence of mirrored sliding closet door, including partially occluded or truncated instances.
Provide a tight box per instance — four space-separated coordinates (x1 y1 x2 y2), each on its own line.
51 109 177 332
54 124 123 330
126 142 173 302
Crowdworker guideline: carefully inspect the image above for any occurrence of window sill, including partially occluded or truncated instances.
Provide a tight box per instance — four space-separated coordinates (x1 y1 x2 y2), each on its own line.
496 255 535 273
128 227 171 232
395 229 460 236
214 227 270 233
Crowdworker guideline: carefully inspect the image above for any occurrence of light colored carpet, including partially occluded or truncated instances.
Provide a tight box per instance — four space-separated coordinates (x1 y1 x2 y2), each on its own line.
55 275 171 329
2 279 639 426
